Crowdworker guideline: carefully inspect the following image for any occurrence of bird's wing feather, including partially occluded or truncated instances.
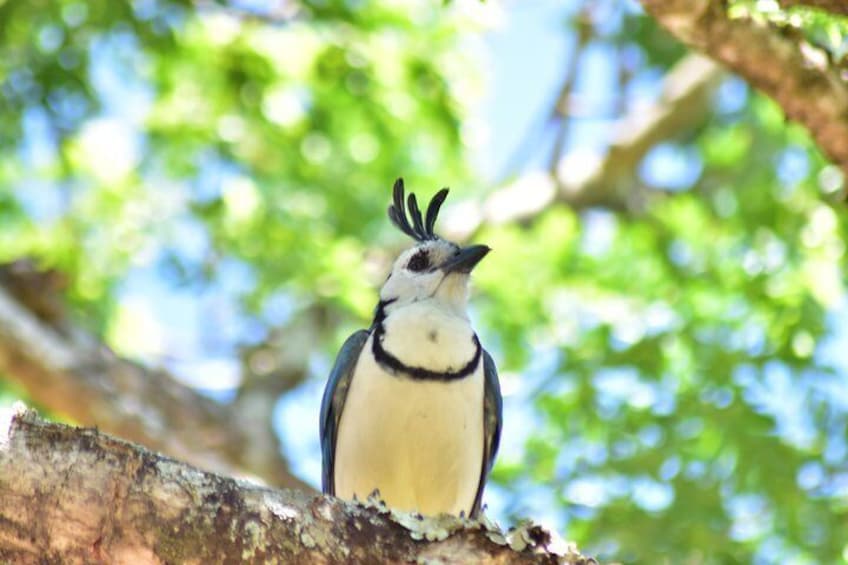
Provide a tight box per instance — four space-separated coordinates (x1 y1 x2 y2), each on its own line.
320 329 370 494
471 348 503 517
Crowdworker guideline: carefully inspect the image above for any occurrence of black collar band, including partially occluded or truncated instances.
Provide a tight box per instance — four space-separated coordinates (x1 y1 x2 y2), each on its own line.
370 298 481 381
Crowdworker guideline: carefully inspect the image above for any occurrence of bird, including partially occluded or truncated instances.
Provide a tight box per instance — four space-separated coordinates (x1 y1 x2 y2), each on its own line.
319 178 502 518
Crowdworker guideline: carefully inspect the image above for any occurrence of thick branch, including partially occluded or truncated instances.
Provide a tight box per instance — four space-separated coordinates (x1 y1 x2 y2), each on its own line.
0 407 592 564
0 285 309 491
640 0 848 176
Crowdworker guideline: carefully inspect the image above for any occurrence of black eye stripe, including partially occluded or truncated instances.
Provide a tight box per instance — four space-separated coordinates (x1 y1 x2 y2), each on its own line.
407 249 430 272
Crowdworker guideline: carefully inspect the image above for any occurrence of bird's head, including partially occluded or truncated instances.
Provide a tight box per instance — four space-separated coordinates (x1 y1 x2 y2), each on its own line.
379 178 489 318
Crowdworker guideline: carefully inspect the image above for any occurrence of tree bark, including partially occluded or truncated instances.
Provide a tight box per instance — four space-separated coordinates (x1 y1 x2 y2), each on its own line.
0 406 593 564
640 0 848 177
0 283 308 492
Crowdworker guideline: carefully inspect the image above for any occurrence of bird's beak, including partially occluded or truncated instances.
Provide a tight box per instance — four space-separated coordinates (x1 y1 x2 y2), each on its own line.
440 244 491 274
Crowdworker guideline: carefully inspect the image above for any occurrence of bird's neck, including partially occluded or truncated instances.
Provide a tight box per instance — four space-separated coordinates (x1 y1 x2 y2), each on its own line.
373 295 468 326
371 297 396 328
370 298 481 381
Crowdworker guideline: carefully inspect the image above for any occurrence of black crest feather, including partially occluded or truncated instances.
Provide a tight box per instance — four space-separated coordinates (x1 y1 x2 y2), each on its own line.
387 178 449 242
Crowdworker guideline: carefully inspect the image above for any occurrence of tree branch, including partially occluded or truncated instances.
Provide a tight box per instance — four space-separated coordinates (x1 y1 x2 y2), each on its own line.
0 284 309 492
640 0 848 177
547 8 595 176
447 54 723 240
776 0 848 16
0 406 593 564
555 54 723 210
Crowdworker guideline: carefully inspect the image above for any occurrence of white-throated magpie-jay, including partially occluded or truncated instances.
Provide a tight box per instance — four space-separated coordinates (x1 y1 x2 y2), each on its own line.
319 178 502 517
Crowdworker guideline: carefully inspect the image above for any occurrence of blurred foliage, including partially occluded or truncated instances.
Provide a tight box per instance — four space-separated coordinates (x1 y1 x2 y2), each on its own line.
0 0 478 327
729 0 848 61
2 0 848 564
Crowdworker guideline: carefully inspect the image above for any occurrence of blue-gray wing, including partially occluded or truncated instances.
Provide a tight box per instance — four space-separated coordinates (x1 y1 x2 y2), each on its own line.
319 329 369 495
471 348 503 517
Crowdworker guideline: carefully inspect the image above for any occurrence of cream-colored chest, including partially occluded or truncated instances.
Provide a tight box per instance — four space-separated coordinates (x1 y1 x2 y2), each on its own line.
333 303 485 516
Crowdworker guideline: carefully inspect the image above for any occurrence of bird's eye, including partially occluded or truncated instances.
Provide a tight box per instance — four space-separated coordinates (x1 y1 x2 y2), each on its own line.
406 250 430 272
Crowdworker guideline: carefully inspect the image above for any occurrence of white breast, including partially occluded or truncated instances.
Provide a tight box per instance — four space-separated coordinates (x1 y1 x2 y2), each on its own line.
380 301 477 373
333 304 484 516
